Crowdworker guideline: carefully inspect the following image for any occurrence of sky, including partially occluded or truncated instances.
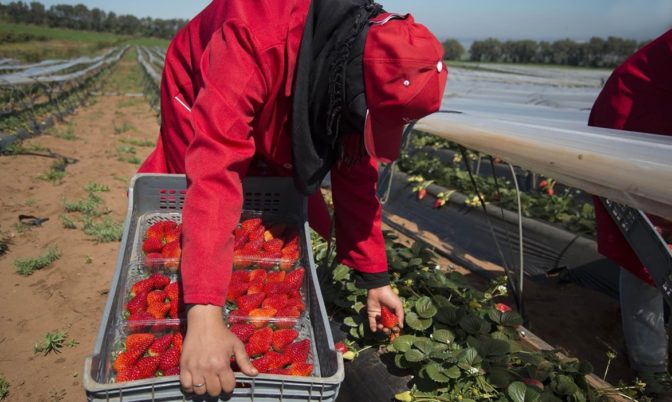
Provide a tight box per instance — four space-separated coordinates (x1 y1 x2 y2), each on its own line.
34 0 672 43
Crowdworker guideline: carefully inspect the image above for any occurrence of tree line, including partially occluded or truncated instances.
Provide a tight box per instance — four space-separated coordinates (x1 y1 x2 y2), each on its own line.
0 1 187 39
442 36 646 68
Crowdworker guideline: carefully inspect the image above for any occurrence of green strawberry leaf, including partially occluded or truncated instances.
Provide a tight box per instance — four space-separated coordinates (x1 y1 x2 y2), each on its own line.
413 338 434 355
507 381 527 402
392 335 416 353
415 296 438 318
424 362 452 384
343 316 358 328
404 349 426 363
432 329 455 344
406 312 433 331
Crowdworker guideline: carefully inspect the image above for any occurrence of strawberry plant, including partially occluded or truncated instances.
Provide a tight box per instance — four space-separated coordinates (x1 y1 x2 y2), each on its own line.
14 246 61 276
399 134 596 236
314 230 611 401
0 376 8 400
34 331 69 355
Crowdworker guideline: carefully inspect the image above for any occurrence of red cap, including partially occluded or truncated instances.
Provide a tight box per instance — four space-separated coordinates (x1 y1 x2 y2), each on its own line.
363 13 447 163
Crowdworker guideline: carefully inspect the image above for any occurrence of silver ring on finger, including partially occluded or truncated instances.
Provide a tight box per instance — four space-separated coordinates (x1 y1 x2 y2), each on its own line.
193 383 205 388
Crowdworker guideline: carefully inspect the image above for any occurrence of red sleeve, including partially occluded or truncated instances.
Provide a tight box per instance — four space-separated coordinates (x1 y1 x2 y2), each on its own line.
181 21 269 306
331 154 388 274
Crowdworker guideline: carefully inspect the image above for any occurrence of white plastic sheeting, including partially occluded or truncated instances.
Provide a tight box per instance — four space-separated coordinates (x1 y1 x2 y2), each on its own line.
414 65 672 219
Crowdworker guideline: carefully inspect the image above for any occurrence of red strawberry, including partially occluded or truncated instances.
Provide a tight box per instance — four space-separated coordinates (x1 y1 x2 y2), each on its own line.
268 367 289 375
229 323 256 343
265 351 291 370
233 249 255 269
272 329 298 352
417 188 427 200
263 238 284 253
539 180 548 188
149 273 171 289
240 218 262 234
274 307 301 329
128 311 154 332
285 297 305 313
236 292 266 313
263 281 290 295
380 306 398 329
163 223 181 244
285 267 304 291
172 332 183 354
162 366 180 376
245 327 273 357
146 222 165 241
126 292 148 314
148 334 174 356
162 240 181 270
251 355 271 373
125 333 155 353
135 356 160 379
249 269 267 282
495 303 512 313
113 349 143 373
131 278 154 297
231 270 251 283
256 251 283 269
279 248 300 271
288 290 301 299
522 378 544 391
115 366 140 382
284 339 310 364
247 279 265 295
143 253 164 270
227 281 249 301
334 342 348 354
233 227 249 250
169 298 179 319
243 235 264 253
164 282 179 301
146 290 166 305
434 198 446 209
266 271 286 283
283 233 299 251
249 307 277 329
247 224 266 241
158 347 181 372
262 294 289 311
143 237 163 254
547 188 555 196
286 362 313 376
147 302 170 319
227 309 248 325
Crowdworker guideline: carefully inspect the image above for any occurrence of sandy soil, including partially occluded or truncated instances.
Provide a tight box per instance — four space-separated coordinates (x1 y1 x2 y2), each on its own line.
0 49 639 402
0 50 158 402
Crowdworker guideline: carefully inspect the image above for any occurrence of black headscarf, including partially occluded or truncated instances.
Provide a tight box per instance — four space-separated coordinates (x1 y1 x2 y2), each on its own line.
291 0 383 195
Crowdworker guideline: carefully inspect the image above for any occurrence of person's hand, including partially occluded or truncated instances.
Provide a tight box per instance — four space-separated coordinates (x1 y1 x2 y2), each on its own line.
367 285 404 335
180 304 258 397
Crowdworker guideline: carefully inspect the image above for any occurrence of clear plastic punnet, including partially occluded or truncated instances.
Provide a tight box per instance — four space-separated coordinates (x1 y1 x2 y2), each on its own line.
119 267 183 332
133 212 182 274
232 211 303 271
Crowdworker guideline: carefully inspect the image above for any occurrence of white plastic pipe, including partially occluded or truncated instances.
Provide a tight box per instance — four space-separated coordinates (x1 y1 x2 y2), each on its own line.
414 112 672 220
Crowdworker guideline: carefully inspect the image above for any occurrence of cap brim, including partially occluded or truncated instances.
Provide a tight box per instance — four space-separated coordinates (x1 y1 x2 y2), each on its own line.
363 110 404 164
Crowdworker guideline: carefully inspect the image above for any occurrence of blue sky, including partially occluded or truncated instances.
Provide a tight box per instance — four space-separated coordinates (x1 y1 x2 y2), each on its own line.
35 0 672 43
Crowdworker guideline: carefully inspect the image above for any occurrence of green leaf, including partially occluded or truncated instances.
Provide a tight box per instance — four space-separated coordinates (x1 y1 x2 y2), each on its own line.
578 360 593 375
392 335 416 353
432 329 455 344
398 249 413 260
415 296 438 318
333 264 350 281
406 312 433 331
349 327 360 339
445 365 461 379
434 308 459 325
500 311 524 327
353 301 365 313
516 352 544 366
459 315 490 335
432 294 452 308
404 349 426 363
394 353 414 369
508 382 527 402
343 316 358 328
413 338 434 355
408 257 423 267
459 347 480 366
530 360 554 382
551 375 579 396
487 367 513 388
424 362 452 384
477 338 511 357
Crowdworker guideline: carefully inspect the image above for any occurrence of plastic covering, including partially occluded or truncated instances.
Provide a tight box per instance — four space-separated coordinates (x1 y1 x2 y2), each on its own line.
414 65 672 220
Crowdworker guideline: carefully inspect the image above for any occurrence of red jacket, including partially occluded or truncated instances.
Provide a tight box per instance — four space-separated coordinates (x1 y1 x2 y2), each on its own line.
138 0 388 306
589 29 672 285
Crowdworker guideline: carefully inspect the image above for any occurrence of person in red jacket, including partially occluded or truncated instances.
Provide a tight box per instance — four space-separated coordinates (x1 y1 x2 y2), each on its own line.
139 0 447 397
589 29 672 400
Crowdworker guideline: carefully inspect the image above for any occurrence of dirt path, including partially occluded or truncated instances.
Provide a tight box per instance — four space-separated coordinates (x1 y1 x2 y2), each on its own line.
0 48 158 402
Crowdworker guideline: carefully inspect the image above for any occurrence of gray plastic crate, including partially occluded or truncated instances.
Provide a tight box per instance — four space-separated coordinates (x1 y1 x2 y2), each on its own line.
600 198 672 305
84 174 344 401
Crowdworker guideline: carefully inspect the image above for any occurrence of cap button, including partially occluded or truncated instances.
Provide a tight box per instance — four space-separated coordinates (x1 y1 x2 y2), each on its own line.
436 61 443 73
403 80 410 87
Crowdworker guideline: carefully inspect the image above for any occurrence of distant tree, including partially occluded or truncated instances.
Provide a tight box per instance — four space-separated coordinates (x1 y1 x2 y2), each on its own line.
469 38 502 62
29 1 45 25
441 38 464 60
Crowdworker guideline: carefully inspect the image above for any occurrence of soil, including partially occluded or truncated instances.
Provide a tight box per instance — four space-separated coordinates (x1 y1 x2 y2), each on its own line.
0 48 641 402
